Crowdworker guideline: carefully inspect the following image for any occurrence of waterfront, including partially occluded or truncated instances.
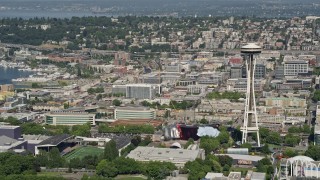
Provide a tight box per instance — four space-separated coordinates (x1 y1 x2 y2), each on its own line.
0 66 33 85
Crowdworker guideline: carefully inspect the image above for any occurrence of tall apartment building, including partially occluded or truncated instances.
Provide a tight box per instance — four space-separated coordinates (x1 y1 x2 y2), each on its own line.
126 84 160 99
283 60 309 76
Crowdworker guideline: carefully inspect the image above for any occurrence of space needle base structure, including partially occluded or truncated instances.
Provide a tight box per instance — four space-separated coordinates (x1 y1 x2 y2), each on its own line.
240 43 261 147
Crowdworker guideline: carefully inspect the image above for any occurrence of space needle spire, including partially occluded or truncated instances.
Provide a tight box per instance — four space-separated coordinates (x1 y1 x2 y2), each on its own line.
240 43 261 147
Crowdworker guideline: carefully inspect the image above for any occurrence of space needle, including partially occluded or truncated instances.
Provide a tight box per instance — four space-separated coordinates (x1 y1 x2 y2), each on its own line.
240 43 261 147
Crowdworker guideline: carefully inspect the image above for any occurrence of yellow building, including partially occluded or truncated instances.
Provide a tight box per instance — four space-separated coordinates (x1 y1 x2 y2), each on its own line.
0 91 15 101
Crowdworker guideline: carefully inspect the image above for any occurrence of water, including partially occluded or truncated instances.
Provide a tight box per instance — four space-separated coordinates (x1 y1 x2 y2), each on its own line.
0 66 33 86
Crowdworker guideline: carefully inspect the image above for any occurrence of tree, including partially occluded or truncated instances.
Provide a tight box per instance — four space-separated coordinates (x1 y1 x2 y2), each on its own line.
143 161 176 180
63 103 69 109
260 144 270 154
284 134 300 147
96 94 103 100
200 136 220 155
71 123 91 137
256 157 273 175
305 145 320 161
217 131 230 144
96 160 118 177
240 143 252 152
184 158 218 180
112 99 121 106
218 155 233 167
31 83 41 88
302 124 311 134
113 157 142 174
104 140 118 161
288 126 301 134
200 118 208 124
312 90 320 102
87 88 95 94
48 148 64 168
184 138 194 149
265 132 281 145
77 66 82 77
131 136 142 146
259 127 270 140
283 148 298 158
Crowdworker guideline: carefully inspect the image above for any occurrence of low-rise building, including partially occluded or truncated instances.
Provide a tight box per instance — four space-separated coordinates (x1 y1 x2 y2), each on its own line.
45 111 96 126
264 97 307 108
127 146 205 167
114 106 156 120
227 78 264 92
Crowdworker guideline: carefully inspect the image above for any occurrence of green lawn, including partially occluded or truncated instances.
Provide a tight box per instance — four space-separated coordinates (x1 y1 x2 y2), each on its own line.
64 146 104 161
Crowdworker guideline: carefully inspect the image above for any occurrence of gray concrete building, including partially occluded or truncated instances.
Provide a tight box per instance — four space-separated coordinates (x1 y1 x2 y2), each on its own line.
126 84 160 99
127 146 205 167
0 126 21 139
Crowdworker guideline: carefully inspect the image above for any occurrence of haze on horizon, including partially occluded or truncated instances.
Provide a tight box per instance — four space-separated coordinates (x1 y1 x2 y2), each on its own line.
0 0 319 18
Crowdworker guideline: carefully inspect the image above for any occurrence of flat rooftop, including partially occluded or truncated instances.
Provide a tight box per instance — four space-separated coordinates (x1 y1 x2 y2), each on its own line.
0 125 20 130
127 146 201 165
216 154 264 162
228 172 241 180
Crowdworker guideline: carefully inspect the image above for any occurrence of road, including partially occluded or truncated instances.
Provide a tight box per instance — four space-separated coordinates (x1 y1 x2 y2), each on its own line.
2 42 320 56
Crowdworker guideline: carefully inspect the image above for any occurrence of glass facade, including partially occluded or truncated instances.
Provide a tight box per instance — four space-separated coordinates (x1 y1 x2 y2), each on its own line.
115 109 156 120
45 114 95 126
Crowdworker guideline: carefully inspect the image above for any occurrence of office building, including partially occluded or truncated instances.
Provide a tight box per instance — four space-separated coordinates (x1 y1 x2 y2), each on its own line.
275 65 284 79
45 111 96 126
230 65 243 79
112 85 127 95
227 78 264 92
242 64 266 79
264 97 306 108
114 106 156 120
165 64 181 72
284 60 309 76
126 84 160 99
139 73 161 84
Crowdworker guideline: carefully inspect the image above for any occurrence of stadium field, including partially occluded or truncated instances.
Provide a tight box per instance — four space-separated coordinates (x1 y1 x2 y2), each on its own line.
65 146 104 161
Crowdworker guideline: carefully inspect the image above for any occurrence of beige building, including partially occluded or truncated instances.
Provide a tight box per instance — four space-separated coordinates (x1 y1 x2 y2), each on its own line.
0 84 14 92
264 97 306 108
32 103 64 112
